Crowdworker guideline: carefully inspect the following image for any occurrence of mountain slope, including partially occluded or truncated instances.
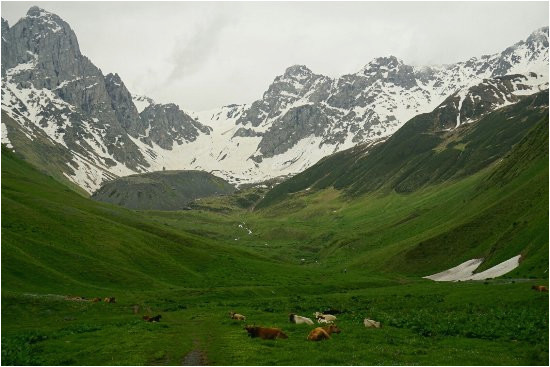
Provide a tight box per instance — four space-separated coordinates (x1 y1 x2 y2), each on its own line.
91 170 235 210
1 6 548 193
394 116 548 277
245 117 548 280
256 90 549 208
181 28 548 183
0 146 302 294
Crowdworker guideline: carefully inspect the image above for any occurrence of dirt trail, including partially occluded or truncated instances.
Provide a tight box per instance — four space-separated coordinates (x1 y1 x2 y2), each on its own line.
181 340 208 366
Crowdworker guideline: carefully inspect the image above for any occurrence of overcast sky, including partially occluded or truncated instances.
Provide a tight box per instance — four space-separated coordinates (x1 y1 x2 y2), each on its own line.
2 1 548 111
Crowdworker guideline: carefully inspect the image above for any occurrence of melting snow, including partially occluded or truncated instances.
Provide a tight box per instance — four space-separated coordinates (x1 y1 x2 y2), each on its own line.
1 122 13 149
424 255 521 281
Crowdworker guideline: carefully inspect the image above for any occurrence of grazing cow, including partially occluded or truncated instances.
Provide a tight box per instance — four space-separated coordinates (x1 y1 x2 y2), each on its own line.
104 297 116 303
532 285 549 292
314 312 336 323
91 297 101 303
289 313 314 325
229 311 246 321
244 326 288 340
149 315 162 322
143 315 162 322
307 325 341 341
363 318 381 328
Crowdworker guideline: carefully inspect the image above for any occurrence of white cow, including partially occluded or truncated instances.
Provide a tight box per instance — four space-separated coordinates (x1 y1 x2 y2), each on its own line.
229 311 246 321
363 318 381 328
314 312 337 323
289 313 314 325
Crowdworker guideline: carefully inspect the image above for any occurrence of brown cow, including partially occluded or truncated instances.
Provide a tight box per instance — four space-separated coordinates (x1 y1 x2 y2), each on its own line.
532 285 549 292
244 326 288 339
104 297 116 303
307 325 341 341
91 297 102 303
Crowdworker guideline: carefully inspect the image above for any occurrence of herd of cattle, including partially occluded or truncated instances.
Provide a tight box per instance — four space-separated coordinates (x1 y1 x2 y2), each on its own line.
70 285 548 333
230 310 381 341
230 285 548 341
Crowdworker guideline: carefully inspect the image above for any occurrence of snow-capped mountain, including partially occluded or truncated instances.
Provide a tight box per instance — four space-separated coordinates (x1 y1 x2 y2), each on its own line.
1 7 548 193
1 7 210 192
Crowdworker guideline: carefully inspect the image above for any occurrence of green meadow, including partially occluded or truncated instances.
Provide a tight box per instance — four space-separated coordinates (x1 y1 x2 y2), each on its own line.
1 103 548 365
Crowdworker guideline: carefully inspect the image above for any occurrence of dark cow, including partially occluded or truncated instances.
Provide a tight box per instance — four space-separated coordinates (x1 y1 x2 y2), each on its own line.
143 315 162 322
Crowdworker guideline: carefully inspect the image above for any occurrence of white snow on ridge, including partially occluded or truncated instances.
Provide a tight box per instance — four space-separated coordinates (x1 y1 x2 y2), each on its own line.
132 94 154 113
1 122 13 149
424 255 521 282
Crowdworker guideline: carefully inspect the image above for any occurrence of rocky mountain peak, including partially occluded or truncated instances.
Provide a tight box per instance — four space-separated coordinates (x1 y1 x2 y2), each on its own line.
525 26 549 55
283 64 313 79
105 73 125 87
1 17 9 32
27 5 50 16
527 26 549 45
360 56 403 75
2 6 82 80
25 6 71 36
104 72 145 137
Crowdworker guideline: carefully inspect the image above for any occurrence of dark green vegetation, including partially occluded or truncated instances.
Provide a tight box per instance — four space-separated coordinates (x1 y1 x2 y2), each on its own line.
2 93 548 365
92 170 235 210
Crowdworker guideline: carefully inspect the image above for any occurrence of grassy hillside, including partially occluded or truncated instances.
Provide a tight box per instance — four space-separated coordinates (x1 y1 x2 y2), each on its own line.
241 116 547 279
256 90 548 208
91 170 235 210
1 146 306 294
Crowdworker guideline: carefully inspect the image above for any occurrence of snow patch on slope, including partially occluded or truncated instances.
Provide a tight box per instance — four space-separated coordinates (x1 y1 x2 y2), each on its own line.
1 122 13 149
424 255 521 281
132 94 154 113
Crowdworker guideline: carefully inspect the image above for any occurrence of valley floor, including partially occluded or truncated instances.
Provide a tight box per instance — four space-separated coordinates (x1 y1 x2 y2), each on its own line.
1 143 548 365
2 279 548 365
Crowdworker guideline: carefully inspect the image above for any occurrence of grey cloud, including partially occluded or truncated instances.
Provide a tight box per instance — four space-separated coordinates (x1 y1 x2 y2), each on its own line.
167 15 232 82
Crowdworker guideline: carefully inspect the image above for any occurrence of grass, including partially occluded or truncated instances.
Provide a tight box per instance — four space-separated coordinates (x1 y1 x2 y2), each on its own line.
2 281 548 365
1 103 548 365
